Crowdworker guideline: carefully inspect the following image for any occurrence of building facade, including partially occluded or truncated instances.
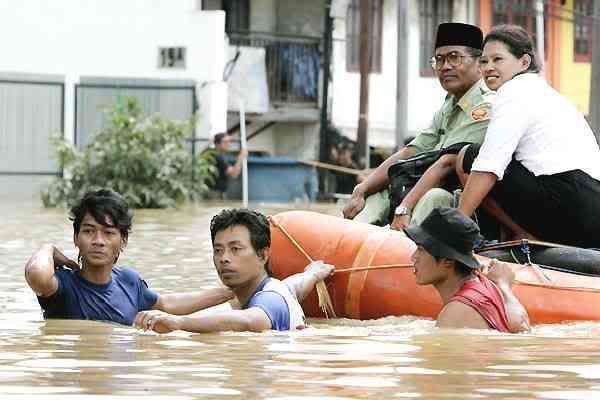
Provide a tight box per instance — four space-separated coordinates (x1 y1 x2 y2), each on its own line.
330 0 479 149
480 0 596 117
201 0 327 161
556 0 595 115
0 0 226 199
2 0 595 199
330 0 596 150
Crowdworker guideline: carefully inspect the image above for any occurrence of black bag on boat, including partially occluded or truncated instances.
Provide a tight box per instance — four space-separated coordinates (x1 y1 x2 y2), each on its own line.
386 143 470 224
387 150 443 223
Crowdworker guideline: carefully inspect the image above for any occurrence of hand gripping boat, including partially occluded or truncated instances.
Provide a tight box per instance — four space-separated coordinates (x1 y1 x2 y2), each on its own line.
269 211 600 324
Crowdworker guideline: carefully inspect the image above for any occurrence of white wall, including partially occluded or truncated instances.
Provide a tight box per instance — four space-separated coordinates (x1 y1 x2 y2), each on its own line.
243 123 319 161
0 0 226 142
222 0 323 160
330 0 449 148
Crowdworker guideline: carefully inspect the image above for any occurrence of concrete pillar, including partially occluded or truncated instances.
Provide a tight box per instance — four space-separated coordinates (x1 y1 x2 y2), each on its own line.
196 10 226 141
64 74 78 144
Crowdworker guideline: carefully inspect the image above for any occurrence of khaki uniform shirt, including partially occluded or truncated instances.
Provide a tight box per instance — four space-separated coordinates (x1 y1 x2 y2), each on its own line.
409 79 496 153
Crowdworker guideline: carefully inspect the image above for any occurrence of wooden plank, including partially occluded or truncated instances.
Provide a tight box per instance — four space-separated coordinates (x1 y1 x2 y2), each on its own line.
298 159 369 176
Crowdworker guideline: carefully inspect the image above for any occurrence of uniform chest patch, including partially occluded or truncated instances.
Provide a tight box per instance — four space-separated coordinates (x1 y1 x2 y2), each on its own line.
471 107 489 121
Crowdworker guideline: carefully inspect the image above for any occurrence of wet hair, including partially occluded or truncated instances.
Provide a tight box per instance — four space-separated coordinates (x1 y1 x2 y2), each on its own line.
70 189 133 240
432 255 474 278
214 132 227 146
483 24 540 73
210 208 272 276
454 261 474 278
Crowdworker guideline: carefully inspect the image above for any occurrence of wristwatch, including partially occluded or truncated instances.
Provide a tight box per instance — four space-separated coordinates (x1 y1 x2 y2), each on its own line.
394 205 411 216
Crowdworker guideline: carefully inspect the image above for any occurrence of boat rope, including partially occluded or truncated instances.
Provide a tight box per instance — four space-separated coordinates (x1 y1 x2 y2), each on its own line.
270 216 600 307
335 264 413 273
268 216 337 318
335 261 600 293
511 240 554 285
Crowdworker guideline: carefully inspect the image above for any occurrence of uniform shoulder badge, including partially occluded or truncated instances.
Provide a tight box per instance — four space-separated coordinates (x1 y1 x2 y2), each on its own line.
470 105 490 121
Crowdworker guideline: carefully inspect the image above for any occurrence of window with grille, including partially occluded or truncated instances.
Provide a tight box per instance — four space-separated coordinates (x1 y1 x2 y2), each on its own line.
419 0 453 76
346 0 383 73
574 0 593 62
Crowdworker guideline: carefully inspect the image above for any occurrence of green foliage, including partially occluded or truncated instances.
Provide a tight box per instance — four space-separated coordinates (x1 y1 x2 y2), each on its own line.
42 96 216 208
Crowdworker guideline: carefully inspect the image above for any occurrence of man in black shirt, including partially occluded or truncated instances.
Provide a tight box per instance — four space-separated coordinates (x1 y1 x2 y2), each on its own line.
334 142 363 194
206 133 247 199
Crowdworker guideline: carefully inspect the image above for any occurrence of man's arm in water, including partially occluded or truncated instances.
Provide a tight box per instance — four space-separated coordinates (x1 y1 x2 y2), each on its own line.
152 288 235 315
136 261 334 333
134 307 272 334
24 244 79 297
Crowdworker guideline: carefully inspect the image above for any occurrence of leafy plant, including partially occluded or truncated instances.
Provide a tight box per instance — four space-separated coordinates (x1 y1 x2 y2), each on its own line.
42 96 215 208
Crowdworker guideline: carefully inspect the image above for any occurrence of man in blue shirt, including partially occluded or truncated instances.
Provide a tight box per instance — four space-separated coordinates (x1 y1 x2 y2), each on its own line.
134 208 334 333
25 189 234 326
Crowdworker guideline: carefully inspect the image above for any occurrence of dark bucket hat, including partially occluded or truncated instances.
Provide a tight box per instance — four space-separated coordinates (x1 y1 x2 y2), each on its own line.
435 22 483 50
404 207 481 269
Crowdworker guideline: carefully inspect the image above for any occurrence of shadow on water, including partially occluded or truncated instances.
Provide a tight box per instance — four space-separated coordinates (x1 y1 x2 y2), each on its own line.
2 199 600 398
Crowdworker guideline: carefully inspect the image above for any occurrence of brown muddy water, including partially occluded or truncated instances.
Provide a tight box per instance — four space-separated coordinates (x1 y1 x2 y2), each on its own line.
2 199 600 399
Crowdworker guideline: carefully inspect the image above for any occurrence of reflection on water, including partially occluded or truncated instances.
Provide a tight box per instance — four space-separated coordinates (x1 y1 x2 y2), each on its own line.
2 199 600 398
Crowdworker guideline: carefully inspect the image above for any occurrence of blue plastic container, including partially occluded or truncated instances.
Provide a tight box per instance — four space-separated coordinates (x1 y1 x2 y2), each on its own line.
225 156 317 202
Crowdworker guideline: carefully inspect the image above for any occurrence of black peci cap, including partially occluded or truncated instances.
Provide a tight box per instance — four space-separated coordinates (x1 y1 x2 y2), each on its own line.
435 22 484 50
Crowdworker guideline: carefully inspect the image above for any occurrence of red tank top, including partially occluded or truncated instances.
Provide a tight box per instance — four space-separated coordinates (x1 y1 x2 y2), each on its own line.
449 274 512 333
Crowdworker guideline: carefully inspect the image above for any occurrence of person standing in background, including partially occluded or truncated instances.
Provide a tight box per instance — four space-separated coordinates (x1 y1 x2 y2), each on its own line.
334 142 364 194
205 133 248 199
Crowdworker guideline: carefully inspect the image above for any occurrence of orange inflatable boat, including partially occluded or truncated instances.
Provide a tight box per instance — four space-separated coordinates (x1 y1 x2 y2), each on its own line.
270 211 600 325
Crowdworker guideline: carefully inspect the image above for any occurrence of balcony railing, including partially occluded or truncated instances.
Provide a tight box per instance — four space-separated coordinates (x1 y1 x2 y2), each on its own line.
228 31 321 105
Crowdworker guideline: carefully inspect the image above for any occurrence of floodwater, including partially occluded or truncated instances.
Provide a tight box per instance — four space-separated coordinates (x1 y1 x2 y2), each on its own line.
2 199 600 399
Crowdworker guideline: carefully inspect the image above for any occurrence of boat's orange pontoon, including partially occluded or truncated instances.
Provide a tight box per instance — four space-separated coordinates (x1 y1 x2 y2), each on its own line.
270 211 600 324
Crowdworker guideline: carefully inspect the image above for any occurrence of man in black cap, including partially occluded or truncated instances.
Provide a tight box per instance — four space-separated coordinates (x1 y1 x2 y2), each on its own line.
405 207 530 332
343 23 495 231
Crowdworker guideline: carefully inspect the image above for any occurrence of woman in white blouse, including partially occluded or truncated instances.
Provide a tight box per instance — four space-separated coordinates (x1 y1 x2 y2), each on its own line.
456 24 600 248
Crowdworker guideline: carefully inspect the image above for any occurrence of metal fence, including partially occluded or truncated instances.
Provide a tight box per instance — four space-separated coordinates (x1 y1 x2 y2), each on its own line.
75 77 197 150
229 30 321 104
0 75 64 176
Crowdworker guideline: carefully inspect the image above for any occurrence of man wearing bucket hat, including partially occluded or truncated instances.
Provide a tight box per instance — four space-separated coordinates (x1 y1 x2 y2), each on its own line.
405 207 530 332
344 23 495 234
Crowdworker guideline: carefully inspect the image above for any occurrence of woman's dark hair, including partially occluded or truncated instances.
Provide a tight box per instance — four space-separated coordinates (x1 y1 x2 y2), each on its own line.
483 24 540 73
210 208 272 275
70 189 133 240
